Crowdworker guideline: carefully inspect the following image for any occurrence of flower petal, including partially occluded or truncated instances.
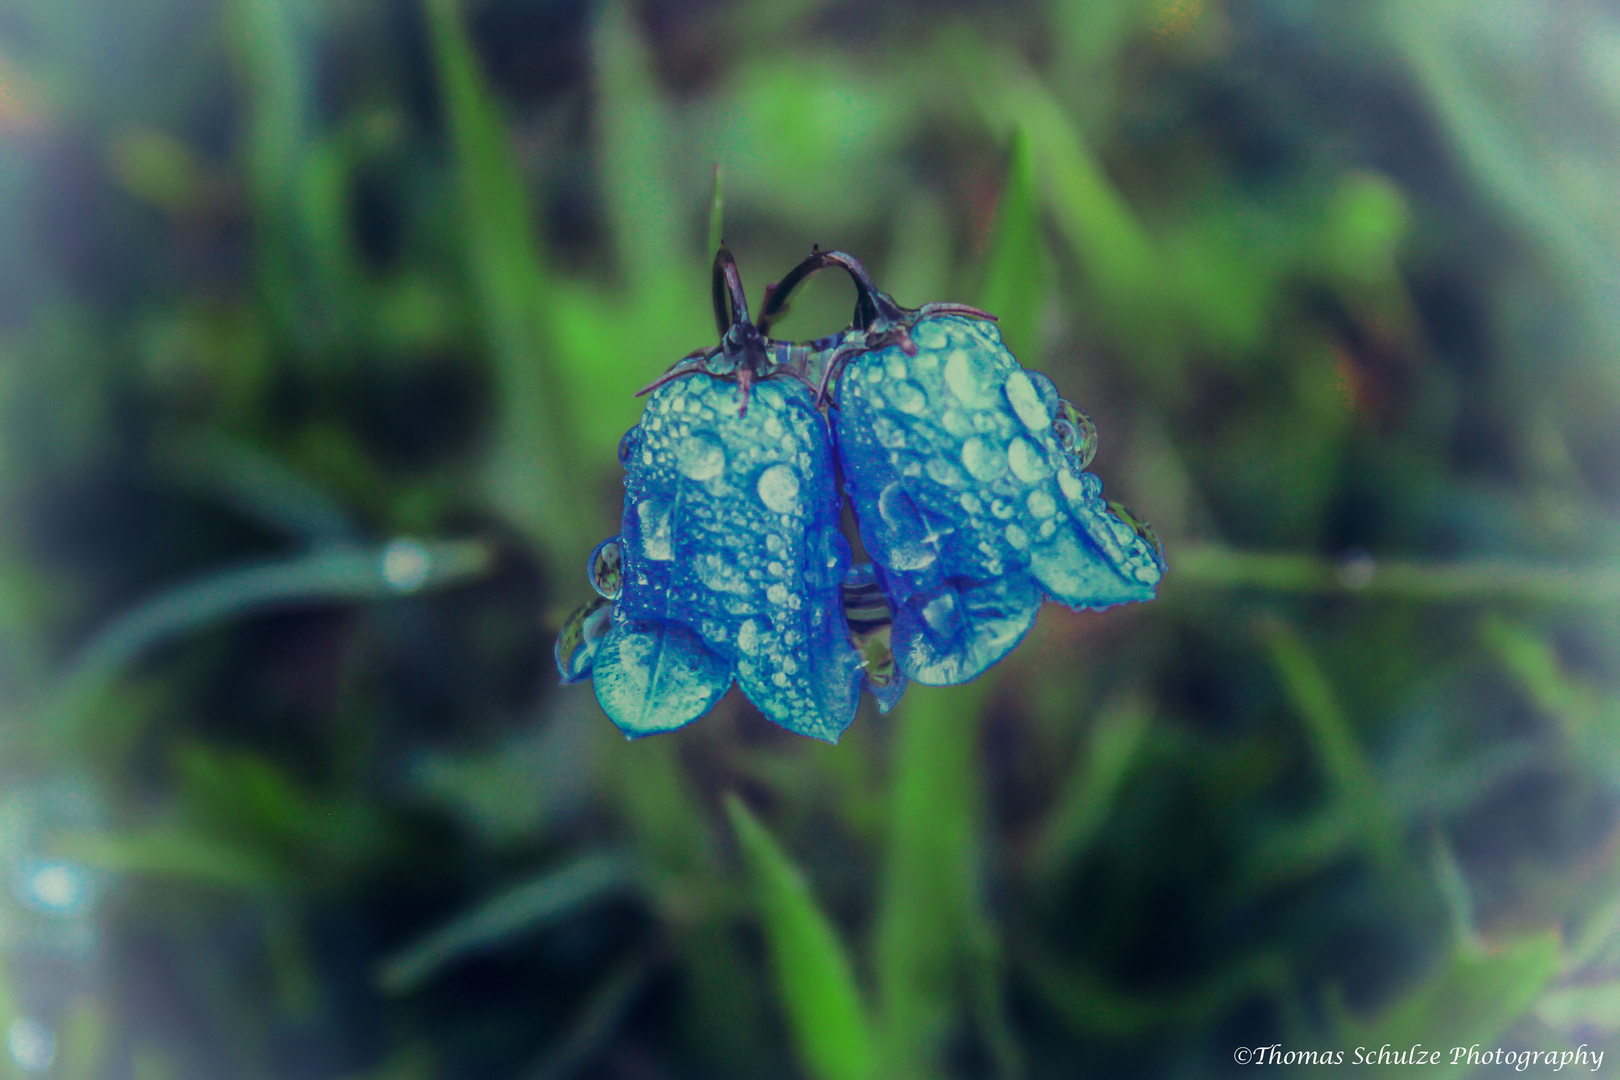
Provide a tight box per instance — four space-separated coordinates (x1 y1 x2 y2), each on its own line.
592 616 732 737
617 377 864 738
834 315 1164 684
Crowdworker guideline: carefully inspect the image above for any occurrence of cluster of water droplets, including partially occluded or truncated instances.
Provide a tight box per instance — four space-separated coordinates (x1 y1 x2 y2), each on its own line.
578 377 863 740
832 315 1165 686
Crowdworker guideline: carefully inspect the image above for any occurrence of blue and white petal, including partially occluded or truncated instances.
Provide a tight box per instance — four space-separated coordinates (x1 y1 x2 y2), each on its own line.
617 377 864 741
591 616 732 736
834 314 1165 686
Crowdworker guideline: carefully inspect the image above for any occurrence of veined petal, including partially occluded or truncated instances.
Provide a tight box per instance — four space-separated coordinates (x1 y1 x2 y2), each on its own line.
617 377 864 739
592 616 732 737
835 314 1164 685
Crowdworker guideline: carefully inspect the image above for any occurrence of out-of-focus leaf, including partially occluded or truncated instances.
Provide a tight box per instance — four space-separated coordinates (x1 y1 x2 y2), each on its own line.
1170 546 1620 604
1260 618 1400 871
1018 946 1288 1038
1027 690 1150 877
154 428 359 546
60 830 285 889
45 541 494 735
1336 933 1562 1048
725 794 873 1080
1482 615 1600 739
980 56 1159 339
376 854 637 994
977 126 1050 366
1537 980 1620 1034
873 679 993 1078
594 0 682 311
57 998 111 1080
421 0 583 562
707 163 724 264
518 948 659 1080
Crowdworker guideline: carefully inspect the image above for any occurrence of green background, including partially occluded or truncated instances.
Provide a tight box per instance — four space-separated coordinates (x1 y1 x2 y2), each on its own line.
0 0 1618 1076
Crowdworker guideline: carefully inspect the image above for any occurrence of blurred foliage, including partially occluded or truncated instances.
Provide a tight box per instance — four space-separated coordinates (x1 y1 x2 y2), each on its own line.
1 0 1620 1077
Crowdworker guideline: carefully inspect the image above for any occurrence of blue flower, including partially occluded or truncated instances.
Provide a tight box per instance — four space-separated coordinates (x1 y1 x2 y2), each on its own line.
556 247 869 741
762 250 1166 687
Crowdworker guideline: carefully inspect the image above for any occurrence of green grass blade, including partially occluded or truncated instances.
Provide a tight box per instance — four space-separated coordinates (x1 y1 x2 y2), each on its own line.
594 0 682 312
46 541 494 735
1169 544 1620 604
1260 618 1400 872
1026 690 1150 878
708 162 724 259
873 679 994 1079
986 59 1157 328
422 0 584 562
377 854 636 994
725 794 873 1080
1337 932 1562 1050
976 125 1050 365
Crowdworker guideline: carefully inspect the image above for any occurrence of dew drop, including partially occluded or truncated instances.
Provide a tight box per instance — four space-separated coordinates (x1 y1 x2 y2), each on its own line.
945 348 997 406
961 437 1007 481
1007 437 1052 482
878 481 925 534
1053 400 1098 469
772 671 790 687
767 583 790 605
1057 469 1086 505
1027 490 1057 518
588 537 623 600
637 500 673 560
1004 371 1048 431
766 533 785 554
922 592 959 635
874 418 907 449
941 410 974 437
886 355 909 380
737 619 760 653
991 499 1014 519
676 433 725 480
1005 523 1029 549
757 464 800 513
887 543 937 571
889 379 928 415
960 492 982 514
927 457 964 487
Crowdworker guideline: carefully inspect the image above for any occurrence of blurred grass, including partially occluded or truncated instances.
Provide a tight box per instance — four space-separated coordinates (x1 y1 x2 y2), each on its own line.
1 0 1619 1076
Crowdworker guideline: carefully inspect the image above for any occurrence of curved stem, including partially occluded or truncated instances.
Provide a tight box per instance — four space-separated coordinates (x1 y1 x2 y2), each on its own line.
760 248 892 334
712 243 751 331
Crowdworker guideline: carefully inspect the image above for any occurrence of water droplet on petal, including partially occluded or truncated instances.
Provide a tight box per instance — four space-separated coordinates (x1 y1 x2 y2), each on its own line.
944 349 997 406
1007 437 1052 482
766 533 785 553
637 499 674 560
1107 501 1164 562
757 464 800 513
588 537 622 599
1004 370 1048 431
961 437 1006 481
1027 490 1057 518
1057 470 1086 505
878 481 926 535
927 457 964 487
960 492 982 514
1005 523 1029 548
887 543 937 571
1053 400 1098 469
889 379 928 415
737 619 760 653
675 433 726 480
767 583 790 605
